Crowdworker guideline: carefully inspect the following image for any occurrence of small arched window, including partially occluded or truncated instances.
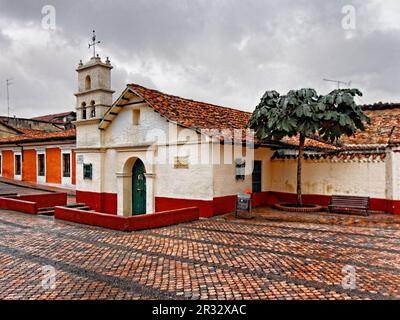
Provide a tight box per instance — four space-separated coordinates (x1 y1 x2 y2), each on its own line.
85 75 91 90
81 102 87 120
90 101 96 118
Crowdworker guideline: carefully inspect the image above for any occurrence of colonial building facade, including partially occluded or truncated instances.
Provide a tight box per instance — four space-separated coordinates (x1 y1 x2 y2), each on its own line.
1 53 400 217
72 55 400 217
0 128 76 188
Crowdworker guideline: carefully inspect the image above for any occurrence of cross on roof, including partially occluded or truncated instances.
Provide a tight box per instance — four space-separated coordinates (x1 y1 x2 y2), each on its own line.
88 30 101 58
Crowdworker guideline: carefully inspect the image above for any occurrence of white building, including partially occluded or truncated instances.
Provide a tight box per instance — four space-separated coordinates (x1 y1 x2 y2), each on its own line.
72 55 400 217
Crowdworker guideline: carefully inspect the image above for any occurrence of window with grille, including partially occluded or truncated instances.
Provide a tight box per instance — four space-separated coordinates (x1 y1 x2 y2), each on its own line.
62 153 71 177
83 163 92 180
15 155 21 176
252 160 262 193
38 154 45 177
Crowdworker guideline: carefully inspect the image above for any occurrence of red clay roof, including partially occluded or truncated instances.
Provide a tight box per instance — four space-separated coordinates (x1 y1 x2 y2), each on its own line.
281 135 337 150
128 83 250 132
0 129 76 144
340 108 400 146
31 112 74 123
127 83 334 149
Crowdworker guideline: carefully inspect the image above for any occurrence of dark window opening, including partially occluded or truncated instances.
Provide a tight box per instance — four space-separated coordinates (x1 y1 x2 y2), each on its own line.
90 101 96 118
85 75 91 90
38 154 45 177
83 163 92 180
15 155 21 176
63 153 71 178
252 160 262 193
81 102 87 120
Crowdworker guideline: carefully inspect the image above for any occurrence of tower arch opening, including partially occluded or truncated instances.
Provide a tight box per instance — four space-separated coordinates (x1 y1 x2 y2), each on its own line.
85 75 91 90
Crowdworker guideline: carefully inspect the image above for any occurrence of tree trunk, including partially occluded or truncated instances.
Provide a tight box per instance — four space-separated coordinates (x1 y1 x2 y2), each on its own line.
297 134 305 207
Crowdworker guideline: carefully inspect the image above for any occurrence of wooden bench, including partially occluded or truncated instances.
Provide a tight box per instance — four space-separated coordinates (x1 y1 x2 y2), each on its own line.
328 195 370 216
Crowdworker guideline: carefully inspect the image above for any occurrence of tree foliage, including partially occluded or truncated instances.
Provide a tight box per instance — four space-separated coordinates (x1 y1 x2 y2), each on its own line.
247 88 370 143
247 88 370 206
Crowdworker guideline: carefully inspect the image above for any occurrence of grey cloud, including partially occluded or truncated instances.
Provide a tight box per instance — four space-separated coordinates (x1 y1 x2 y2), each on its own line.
0 0 399 117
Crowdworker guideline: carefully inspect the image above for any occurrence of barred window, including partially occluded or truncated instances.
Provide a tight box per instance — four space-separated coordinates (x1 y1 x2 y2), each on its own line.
63 153 71 178
38 154 45 177
15 155 21 176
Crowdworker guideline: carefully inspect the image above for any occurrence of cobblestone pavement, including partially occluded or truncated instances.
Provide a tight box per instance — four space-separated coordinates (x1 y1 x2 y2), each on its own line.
0 182 51 196
0 208 399 300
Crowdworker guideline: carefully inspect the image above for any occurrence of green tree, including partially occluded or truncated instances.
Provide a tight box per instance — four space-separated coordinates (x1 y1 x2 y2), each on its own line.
248 88 370 206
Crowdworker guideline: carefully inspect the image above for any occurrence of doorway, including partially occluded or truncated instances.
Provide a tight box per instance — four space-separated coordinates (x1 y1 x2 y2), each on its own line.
132 159 146 215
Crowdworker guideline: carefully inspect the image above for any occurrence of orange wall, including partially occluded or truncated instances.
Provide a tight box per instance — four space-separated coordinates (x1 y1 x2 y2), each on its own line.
2 150 14 179
46 148 61 184
72 150 76 185
22 149 37 183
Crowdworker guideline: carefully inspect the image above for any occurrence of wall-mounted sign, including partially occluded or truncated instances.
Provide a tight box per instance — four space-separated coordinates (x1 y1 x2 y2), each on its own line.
235 158 246 181
174 156 189 169
77 155 84 165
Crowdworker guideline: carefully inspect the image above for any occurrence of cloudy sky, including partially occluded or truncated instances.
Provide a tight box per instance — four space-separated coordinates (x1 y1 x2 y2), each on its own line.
0 0 399 118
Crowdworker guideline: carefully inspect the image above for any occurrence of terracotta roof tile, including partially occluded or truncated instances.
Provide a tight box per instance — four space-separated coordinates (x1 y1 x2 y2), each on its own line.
128 83 250 133
0 129 76 144
31 112 75 123
340 108 400 146
127 83 334 149
281 135 337 150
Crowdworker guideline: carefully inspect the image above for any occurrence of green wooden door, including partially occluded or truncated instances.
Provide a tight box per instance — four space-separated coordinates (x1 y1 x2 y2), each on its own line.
132 160 146 215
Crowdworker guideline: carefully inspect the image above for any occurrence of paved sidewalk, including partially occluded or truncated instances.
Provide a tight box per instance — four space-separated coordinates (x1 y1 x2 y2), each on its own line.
0 208 399 300
0 177 76 196
243 206 400 229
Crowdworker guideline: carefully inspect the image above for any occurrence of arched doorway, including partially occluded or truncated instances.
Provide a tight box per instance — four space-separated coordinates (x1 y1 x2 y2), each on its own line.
132 159 146 215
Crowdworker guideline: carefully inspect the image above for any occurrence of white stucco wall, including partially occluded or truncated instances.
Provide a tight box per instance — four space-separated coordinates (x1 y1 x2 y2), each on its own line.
75 151 104 193
104 105 170 147
386 149 400 200
212 144 273 197
155 142 214 200
270 157 386 198
76 124 103 148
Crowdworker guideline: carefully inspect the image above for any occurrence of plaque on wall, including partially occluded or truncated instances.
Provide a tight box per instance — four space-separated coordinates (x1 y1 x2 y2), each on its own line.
174 156 189 169
77 155 84 165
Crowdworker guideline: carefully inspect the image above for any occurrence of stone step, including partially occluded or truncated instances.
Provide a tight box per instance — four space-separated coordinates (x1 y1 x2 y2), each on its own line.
65 203 87 208
0 193 18 198
76 206 91 211
38 209 55 216
38 207 55 212
61 204 91 211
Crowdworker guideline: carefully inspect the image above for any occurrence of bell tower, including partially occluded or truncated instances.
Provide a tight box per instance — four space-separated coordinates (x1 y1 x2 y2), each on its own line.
74 31 114 122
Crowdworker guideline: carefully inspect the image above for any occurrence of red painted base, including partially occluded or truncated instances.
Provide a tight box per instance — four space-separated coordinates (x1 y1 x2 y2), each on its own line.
261 191 400 215
17 193 67 209
0 193 68 215
76 190 117 215
75 190 400 218
55 206 200 232
0 197 37 214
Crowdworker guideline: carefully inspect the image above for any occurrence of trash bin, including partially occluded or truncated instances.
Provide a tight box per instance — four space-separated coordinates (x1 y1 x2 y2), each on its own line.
236 192 253 219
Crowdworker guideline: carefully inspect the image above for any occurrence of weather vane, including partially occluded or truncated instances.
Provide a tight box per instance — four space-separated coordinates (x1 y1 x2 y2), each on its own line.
88 30 101 58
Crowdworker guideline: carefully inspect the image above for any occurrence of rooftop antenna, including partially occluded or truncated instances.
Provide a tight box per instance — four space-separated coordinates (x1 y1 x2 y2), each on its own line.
6 79 13 120
88 30 101 58
323 78 352 89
